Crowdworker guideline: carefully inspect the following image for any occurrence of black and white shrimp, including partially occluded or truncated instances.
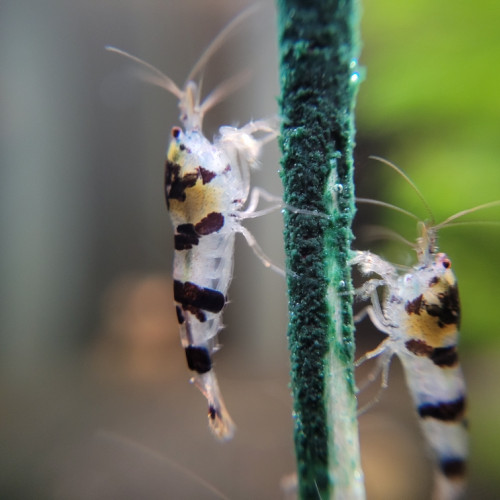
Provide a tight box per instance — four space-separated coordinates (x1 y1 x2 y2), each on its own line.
107 7 283 440
353 157 500 499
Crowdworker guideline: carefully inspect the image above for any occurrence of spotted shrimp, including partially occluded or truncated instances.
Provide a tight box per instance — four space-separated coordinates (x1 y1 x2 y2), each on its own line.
352 157 500 499
107 7 284 440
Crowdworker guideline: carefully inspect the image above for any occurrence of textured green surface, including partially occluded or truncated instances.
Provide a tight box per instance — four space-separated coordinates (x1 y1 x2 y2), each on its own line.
277 1 364 498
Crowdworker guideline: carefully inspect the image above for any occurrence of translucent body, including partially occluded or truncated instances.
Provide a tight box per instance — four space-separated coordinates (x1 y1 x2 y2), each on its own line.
166 122 275 439
353 233 467 500
107 7 279 439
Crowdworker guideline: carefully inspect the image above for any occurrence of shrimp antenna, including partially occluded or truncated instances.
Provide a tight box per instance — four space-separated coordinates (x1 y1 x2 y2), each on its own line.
106 6 259 131
105 46 183 100
199 69 251 116
361 224 416 249
434 200 500 231
369 156 435 223
356 197 421 222
186 4 260 84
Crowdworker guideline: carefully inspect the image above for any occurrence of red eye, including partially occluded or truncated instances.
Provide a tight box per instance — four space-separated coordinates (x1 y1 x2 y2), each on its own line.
442 258 451 269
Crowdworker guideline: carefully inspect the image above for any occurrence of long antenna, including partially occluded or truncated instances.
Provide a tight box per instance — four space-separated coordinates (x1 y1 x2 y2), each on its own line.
105 46 183 99
186 4 260 84
361 224 417 249
356 197 420 222
200 69 251 116
369 155 435 223
106 6 260 131
434 200 500 230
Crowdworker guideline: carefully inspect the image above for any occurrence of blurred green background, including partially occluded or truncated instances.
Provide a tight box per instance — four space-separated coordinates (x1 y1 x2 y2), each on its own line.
0 0 498 498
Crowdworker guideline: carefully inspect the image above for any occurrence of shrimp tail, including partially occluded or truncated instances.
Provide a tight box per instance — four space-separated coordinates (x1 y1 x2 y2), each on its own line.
192 370 235 440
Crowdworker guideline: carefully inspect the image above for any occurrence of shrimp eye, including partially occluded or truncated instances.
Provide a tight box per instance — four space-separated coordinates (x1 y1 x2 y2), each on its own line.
172 127 181 138
442 258 451 269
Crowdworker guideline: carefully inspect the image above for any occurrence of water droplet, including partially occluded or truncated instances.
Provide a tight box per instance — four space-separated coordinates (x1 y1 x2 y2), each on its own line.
333 183 344 193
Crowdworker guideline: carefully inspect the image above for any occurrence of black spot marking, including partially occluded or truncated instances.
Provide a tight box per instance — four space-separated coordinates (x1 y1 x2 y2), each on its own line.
425 284 461 327
208 405 219 420
174 215 224 251
405 294 423 315
175 234 199 250
425 304 441 316
170 173 198 201
165 160 198 205
182 304 207 322
405 339 433 357
430 346 459 367
174 223 199 250
405 340 459 367
179 144 186 151
174 280 225 314
175 306 185 324
164 161 179 209
194 212 224 236
440 458 466 478
418 396 466 421
199 166 217 184
177 224 196 234
185 345 212 374
429 276 440 286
